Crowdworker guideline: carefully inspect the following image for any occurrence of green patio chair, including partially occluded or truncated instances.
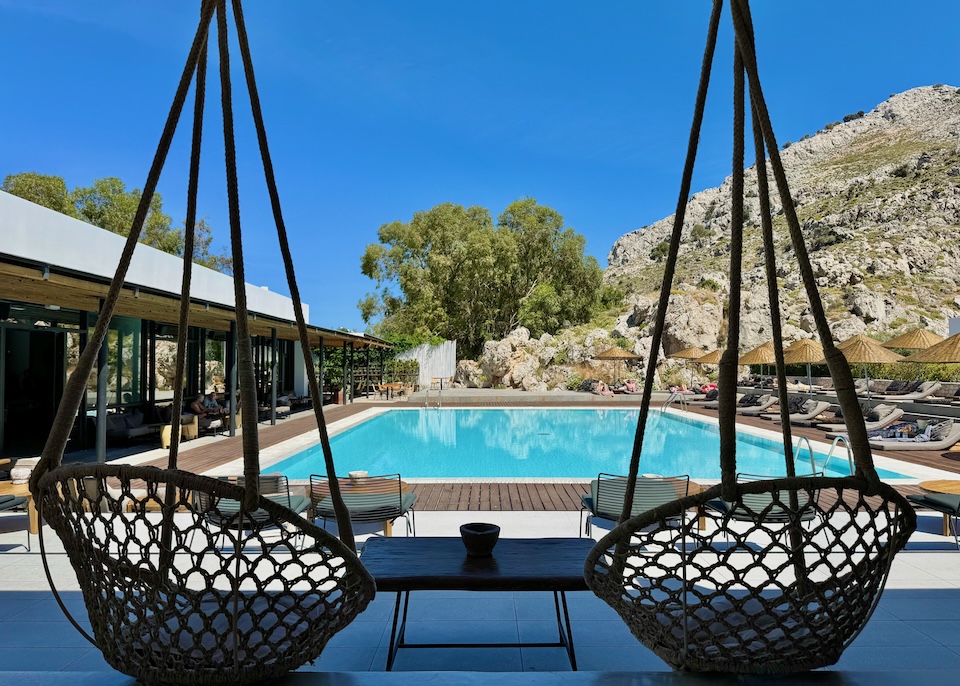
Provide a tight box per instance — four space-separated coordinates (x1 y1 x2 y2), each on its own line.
195 474 309 548
581 473 690 536
705 472 824 544
906 493 960 549
0 494 29 551
309 473 416 536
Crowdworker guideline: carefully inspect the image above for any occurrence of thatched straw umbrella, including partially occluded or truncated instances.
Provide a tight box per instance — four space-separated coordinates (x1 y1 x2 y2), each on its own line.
593 346 641 383
834 334 903 400
738 341 774 365
695 349 724 365
901 332 960 364
782 339 825 391
668 346 708 360
667 347 708 388
739 341 775 379
883 328 945 351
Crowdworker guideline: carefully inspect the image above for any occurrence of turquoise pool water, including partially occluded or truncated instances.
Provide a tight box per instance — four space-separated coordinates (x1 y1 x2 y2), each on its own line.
270 409 909 480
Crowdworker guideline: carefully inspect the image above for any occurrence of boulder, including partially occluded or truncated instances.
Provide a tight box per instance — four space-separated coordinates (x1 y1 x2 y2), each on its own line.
455 360 487 388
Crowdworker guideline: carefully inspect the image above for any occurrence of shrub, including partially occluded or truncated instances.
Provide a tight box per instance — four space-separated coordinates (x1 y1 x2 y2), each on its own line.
891 163 911 178
782 141 791 149
868 362 960 383
565 374 584 391
649 241 670 261
842 111 865 122
691 223 713 241
698 277 721 291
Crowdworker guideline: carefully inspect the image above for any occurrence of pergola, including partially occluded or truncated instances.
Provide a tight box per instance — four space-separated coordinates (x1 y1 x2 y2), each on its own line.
0 253 390 461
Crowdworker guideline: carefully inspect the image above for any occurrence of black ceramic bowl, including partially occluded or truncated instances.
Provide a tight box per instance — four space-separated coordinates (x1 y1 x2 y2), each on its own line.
460 522 500 557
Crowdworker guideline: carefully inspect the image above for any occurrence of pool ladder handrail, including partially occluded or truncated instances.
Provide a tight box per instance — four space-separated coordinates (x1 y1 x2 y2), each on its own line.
661 392 688 412
423 384 442 409
822 434 854 476
793 436 818 475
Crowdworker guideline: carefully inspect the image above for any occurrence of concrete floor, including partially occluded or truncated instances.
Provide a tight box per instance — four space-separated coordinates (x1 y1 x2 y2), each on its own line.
2 508 960 681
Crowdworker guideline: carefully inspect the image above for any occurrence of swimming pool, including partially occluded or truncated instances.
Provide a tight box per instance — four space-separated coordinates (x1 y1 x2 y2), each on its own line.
269 408 909 480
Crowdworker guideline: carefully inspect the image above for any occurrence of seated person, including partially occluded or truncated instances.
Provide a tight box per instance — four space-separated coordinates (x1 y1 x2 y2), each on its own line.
667 383 694 394
190 393 217 428
624 379 640 393
203 392 225 416
594 381 615 397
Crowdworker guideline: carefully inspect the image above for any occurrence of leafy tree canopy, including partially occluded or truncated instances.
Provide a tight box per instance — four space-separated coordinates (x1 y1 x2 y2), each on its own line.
2 171 231 273
359 197 609 357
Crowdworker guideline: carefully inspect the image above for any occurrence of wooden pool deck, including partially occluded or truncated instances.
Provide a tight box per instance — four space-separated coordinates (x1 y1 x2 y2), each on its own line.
125 397 959 511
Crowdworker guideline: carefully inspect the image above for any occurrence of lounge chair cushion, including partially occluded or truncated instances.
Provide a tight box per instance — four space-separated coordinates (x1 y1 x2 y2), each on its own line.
885 380 906 394
0 495 27 510
866 404 894 421
787 397 805 414
930 420 953 442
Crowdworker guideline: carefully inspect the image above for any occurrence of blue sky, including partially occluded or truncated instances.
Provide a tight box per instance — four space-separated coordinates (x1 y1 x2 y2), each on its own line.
2 1 958 332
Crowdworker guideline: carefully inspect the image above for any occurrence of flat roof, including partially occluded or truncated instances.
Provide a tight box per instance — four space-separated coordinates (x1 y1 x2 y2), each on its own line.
0 191 388 349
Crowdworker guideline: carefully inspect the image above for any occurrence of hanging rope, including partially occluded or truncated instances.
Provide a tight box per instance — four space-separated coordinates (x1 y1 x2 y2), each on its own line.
230 0 357 551
619 0 723 524
716 32 746 500
729 0 877 489
30 0 218 495
216 0 260 509
167 11 209 471
586 1 916 673
751 103 796 473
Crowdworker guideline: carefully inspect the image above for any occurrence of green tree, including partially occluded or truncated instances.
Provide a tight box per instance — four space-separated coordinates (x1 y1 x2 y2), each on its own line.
2 172 77 217
4 171 230 273
360 198 604 355
73 176 179 252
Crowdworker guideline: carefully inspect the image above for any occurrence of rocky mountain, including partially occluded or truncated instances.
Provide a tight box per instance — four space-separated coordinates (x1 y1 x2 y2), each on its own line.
457 85 960 390
608 84 960 348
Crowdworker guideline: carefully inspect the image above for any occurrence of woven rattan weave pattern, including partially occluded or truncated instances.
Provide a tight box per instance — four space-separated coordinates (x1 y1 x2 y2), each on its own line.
38 465 374 685
584 0 916 673
586 477 913 672
29 1 375 683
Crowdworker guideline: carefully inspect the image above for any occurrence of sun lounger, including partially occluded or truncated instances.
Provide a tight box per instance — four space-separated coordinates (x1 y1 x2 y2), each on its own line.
737 395 778 415
869 420 960 451
761 400 832 426
820 405 904 436
686 390 720 406
875 381 942 402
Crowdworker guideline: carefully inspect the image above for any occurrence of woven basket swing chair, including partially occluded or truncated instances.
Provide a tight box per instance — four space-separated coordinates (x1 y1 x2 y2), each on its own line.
28 2 375 684
584 0 915 674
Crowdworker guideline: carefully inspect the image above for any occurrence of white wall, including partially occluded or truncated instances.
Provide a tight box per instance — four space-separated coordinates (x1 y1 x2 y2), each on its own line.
0 190 306 322
396 340 457 389
293 342 309 397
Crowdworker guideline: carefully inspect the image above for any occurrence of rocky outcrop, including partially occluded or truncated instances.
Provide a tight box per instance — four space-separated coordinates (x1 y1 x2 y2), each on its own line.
606 86 960 347
467 87 960 391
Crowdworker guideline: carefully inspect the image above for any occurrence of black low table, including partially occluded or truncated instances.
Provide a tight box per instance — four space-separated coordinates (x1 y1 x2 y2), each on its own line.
360 536 596 671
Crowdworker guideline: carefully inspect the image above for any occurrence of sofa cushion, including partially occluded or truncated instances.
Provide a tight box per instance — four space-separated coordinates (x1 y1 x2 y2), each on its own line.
106 414 128 433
